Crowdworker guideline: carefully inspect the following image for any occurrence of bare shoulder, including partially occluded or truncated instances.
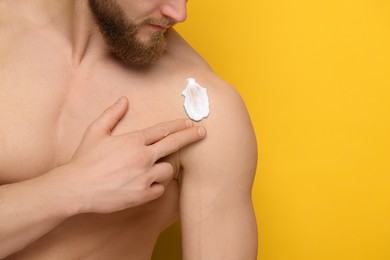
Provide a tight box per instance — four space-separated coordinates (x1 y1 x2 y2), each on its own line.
172 30 258 184
163 30 255 129
166 30 249 114
180 75 258 176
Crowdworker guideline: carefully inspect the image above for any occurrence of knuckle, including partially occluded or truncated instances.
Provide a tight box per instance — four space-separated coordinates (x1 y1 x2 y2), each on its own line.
166 138 180 152
163 163 174 176
131 179 149 197
156 125 169 138
143 173 154 186
136 148 155 165
125 133 148 149
126 132 143 144
154 163 174 180
165 169 174 181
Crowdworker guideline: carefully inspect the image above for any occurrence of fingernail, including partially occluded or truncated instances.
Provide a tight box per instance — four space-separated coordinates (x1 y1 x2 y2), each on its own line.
197 126 206 137
116 97 125 104
185 119 194 128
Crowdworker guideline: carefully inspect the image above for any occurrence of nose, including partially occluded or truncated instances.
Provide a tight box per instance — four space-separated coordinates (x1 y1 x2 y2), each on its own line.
160 0 187 23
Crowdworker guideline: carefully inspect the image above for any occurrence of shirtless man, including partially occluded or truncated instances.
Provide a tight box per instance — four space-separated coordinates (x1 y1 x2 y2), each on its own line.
0 0 258 259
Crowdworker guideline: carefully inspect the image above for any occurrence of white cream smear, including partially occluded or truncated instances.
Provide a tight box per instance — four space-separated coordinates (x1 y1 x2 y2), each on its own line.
182 78 210 121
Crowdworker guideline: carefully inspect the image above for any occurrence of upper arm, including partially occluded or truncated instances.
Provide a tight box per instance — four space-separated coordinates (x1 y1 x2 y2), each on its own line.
179 79 258 259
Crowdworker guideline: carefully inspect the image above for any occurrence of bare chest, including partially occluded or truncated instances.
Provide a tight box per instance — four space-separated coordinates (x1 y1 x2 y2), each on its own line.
0 51 187 184
0 54 185 256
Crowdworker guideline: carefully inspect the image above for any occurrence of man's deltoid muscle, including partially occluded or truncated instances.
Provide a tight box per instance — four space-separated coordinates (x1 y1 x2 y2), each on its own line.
0 0 258 259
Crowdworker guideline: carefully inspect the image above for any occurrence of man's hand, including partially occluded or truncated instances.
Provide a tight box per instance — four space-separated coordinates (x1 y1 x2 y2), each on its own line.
61 96 206 214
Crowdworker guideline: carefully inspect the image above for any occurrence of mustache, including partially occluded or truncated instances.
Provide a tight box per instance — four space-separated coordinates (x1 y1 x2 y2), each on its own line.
139 17 176 28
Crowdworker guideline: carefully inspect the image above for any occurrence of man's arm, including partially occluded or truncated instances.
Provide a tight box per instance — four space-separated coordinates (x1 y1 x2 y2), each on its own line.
180 80 258 259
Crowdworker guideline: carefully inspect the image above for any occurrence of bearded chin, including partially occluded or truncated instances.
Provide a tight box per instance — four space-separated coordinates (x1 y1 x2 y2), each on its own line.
88 0 170 67
110 30 170 67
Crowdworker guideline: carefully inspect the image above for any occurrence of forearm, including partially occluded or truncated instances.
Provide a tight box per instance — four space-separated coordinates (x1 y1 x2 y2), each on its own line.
0 165 79 258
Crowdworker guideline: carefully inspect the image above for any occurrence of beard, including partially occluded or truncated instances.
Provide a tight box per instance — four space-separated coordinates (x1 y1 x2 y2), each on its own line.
88 0 175 67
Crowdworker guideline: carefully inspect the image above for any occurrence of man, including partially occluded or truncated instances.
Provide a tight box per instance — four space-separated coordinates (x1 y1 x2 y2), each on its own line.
0 0 258 259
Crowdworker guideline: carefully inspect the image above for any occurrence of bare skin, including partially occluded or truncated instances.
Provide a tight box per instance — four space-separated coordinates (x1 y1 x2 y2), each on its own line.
0 0 258 259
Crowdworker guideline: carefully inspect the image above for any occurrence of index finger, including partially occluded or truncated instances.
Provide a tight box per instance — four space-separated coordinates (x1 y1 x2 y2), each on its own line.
139 119 194 145
151 126 207 160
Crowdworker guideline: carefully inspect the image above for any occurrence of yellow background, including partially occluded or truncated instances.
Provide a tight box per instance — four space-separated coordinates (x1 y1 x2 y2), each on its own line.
153 0 390 259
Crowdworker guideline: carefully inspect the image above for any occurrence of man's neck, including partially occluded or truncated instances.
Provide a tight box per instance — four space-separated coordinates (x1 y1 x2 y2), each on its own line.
70 0 110 66
19 0 110 67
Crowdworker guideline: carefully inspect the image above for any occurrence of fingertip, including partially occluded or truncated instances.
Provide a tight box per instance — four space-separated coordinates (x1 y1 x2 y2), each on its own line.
116 96 128 105
197 126 207 138
114 96 129 114
90 96 129 135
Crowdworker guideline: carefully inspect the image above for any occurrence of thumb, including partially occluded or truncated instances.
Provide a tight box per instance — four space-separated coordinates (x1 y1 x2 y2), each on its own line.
88 97 129 136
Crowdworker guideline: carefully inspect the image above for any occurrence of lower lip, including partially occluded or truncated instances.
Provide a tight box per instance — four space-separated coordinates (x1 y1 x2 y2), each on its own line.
148 24 167 31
